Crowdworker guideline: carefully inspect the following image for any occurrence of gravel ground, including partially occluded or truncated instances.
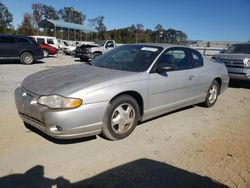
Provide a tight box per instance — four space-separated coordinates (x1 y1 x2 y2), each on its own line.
0 55 250 188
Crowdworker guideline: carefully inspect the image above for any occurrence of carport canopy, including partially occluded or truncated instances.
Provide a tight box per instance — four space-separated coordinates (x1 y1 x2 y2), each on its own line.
38 19 96 41
39 19 96 33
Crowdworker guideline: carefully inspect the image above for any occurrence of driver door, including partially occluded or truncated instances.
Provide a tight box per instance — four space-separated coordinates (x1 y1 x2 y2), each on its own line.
105 41 115 52
148 47 197 114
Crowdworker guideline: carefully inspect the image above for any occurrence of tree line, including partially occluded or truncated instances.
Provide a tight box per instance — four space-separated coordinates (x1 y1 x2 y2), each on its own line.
0 1 188 44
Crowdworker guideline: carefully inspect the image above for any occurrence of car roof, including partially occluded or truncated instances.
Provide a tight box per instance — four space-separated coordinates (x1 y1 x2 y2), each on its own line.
127 43 195 50
0 34 30 38
231 42 250 45
31 35 57 39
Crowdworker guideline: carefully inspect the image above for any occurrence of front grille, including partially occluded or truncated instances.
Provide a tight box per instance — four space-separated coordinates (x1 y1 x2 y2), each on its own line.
228 72 247 75
219 59 244 68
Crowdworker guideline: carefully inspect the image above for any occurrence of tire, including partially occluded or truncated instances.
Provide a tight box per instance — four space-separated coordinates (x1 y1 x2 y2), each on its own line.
202 80 220 107
101 95 139 140
20 52 34 65
43 49 49 57
93 53 101 60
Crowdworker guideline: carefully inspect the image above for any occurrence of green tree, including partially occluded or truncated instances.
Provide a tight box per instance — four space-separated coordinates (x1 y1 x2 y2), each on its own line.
31 3 43 29
17 13 35 36
155 24 164 43
165 29 188 45
93 16 106 40
58 7 86 24
135 24 144 43
0 1 13 33
42 5 59 20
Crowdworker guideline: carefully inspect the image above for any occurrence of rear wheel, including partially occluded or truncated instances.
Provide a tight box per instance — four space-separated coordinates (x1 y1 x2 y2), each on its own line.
20 52 34 65
101 95 139 140
203 80 219 107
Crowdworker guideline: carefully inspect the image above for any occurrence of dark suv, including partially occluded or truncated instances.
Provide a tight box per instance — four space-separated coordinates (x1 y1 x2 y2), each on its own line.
0 35 44 64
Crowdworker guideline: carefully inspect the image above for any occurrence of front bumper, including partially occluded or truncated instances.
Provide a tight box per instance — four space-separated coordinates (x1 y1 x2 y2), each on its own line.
15 87 108 139
227 67 250 81
75 52 94 60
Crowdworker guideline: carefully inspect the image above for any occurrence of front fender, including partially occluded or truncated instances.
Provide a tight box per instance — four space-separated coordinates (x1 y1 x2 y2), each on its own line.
80 80 148 107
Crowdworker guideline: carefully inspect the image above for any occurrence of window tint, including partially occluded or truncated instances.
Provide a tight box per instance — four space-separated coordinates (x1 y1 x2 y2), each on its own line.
37 38 45 44
157 48 190 71
16 37 31 43
106 41 114 48
0 36 16 44
47 39 54 44
190 50 203 68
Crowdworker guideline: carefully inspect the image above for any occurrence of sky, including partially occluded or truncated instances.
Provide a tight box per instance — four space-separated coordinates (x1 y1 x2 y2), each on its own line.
1 0 250 41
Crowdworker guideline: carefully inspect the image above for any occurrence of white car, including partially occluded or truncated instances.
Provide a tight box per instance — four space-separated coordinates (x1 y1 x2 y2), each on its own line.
61 41 77 55
31 36 59 49
15 44 229 140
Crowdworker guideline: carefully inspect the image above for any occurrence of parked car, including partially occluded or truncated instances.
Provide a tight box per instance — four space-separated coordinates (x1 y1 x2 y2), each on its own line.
39 43 58 57
75 40 116 62
212 43 250 80
15 44 229 140
0 34 44 64
61 41 77 55
31 36 59 49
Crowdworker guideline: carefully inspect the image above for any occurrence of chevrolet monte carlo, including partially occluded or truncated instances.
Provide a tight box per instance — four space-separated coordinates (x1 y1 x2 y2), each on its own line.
15 44 229 140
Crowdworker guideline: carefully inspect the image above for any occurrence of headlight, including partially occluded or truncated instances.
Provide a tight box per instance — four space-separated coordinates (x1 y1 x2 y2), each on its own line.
243 58 250 67
37 95 82 109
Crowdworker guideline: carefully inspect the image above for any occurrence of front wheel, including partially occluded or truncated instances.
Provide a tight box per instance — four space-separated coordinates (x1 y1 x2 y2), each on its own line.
101 95 139 140
92 53 101 60
203 80 219 107
20 52 34 65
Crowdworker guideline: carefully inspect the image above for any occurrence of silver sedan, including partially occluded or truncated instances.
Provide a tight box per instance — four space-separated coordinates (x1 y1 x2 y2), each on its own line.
15 44 229 140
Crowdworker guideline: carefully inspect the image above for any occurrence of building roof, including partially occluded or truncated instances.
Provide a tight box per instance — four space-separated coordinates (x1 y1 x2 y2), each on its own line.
38 19 96 33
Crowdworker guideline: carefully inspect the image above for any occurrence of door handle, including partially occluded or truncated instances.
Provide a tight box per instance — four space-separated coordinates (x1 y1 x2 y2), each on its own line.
188 75 195 80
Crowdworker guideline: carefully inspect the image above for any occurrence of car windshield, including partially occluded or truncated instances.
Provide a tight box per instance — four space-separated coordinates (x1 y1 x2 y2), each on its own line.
226 44 250 54
91 45 163 72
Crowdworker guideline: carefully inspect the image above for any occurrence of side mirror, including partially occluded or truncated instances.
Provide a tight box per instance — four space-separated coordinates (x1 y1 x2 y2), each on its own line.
156 64 173 73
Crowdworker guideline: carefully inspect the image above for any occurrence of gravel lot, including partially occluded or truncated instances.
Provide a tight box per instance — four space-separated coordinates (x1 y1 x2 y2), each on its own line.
0 55 250 188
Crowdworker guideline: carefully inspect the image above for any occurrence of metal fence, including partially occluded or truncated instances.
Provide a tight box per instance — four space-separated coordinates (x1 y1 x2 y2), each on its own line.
193 47 224 56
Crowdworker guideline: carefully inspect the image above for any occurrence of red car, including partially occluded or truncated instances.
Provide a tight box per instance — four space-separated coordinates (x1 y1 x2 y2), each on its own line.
39 43 58 57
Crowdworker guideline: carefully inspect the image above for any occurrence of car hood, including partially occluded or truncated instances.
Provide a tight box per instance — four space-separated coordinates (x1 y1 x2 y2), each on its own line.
214 53 250 60
80 44 99 48
21 64 142 96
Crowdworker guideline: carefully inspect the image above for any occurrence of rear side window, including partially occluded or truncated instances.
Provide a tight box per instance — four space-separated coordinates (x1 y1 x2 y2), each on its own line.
47 39 54 44
16 37 31 43
37 38 45 44
0 36 16 44
190 50 203 68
